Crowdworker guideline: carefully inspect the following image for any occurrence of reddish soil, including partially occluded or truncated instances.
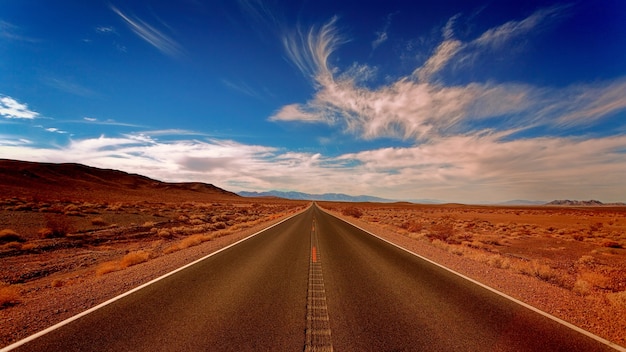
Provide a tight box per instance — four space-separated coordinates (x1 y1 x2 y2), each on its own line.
319 201 626 348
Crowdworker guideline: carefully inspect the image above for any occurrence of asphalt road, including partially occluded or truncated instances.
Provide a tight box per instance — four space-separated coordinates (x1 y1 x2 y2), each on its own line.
5 204 621 351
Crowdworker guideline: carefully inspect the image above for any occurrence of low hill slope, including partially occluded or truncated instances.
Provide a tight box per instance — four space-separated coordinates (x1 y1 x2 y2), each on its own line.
0 159 238 202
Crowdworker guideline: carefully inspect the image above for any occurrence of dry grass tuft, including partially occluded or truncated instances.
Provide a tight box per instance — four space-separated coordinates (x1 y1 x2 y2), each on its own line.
0 229 23 243
514 260 567 287
120 251 150 268
573 279 592 296
164 234 211 254
601 240 622 248
577 255 595 265
428 217 456 243
342 207 363 218
91 217 108 226
0 283 21 308
50 279 65 288
96 261 120 276
606 290 626 308
41 214 73 238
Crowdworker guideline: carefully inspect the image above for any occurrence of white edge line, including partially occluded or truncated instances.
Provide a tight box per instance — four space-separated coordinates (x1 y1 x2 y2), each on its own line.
1 207 310 352
319 206 626 352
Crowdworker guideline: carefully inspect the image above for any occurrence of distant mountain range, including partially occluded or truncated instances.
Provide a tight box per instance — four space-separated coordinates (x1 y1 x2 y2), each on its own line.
237 191 397 203
238 191 626 206
238 190 469 204
546 200 626 206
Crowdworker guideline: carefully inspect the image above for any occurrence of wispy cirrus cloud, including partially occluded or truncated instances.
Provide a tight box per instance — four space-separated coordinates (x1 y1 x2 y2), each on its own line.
43 77 98 98
280 16 346 84
371 12 395 50
96 26 116 34
270 6 626 141
0 95 39 119
0 20 38 43
111 6 184 58
222 79 270 102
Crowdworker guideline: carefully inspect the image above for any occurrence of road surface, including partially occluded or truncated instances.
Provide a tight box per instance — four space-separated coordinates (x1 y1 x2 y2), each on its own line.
4 204 621 351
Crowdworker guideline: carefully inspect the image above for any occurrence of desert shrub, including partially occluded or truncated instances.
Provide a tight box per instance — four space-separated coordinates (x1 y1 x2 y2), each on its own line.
1 242 22 250
157 229 173 239
189 219 205 226
20 243 36 251
573 279 592 296
516 260 566 286
213 222 227 230
401 220 423 233
96 261 120 276
180 234 206 248
91 217 108 226
607 291 626 308
577 255 595 265
589 222 604 232
164 234 210 254
428 218 456 243
0 229 23 243
41 214 73 238
578 271 611 290
601 240 622 248
342 207 363 218
486 255 511 269
0 283 21 308
120 251 150 268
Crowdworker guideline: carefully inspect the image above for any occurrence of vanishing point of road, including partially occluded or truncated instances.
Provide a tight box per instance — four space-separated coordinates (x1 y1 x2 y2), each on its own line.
3 204 622 351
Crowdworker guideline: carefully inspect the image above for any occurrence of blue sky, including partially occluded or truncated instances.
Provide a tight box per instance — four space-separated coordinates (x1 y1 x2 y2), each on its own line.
1 0 626 203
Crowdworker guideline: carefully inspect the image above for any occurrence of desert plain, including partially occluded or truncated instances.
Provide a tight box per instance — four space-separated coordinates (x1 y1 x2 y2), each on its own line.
1 159 625 348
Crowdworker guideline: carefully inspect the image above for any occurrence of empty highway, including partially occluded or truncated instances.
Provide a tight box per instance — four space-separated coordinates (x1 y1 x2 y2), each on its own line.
4 204 621 351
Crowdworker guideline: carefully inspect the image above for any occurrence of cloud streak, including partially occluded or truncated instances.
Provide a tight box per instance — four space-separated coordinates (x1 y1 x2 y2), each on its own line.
0 95 39 119
270 7 626 142
111 6 183 58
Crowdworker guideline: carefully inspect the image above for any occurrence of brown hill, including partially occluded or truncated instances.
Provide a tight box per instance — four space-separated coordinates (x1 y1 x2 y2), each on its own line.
0 159 238 203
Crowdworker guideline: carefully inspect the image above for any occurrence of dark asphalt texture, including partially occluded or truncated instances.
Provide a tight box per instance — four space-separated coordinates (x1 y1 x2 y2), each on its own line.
7 205 619 351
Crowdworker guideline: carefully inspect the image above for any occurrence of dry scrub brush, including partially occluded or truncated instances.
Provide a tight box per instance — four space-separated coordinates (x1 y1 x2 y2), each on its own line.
342 207 363 218
0 283 21 308
39 214 73 238
0 229 24 243
96 251 151 276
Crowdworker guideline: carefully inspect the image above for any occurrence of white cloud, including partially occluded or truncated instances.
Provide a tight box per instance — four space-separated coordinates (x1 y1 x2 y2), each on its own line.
0 96 39 119
473 5 566 49
96 26 116 34
271 9 626 142
44 127 68 134
281 16 346 85
111 6 184 58
269 104 332 123
371 31 387 50
333 133 626 202
414 39 463 82
2 133 625 203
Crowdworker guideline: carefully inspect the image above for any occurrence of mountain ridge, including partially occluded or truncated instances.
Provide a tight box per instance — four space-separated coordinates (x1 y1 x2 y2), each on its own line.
0 159 238 202
237 190 396 203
